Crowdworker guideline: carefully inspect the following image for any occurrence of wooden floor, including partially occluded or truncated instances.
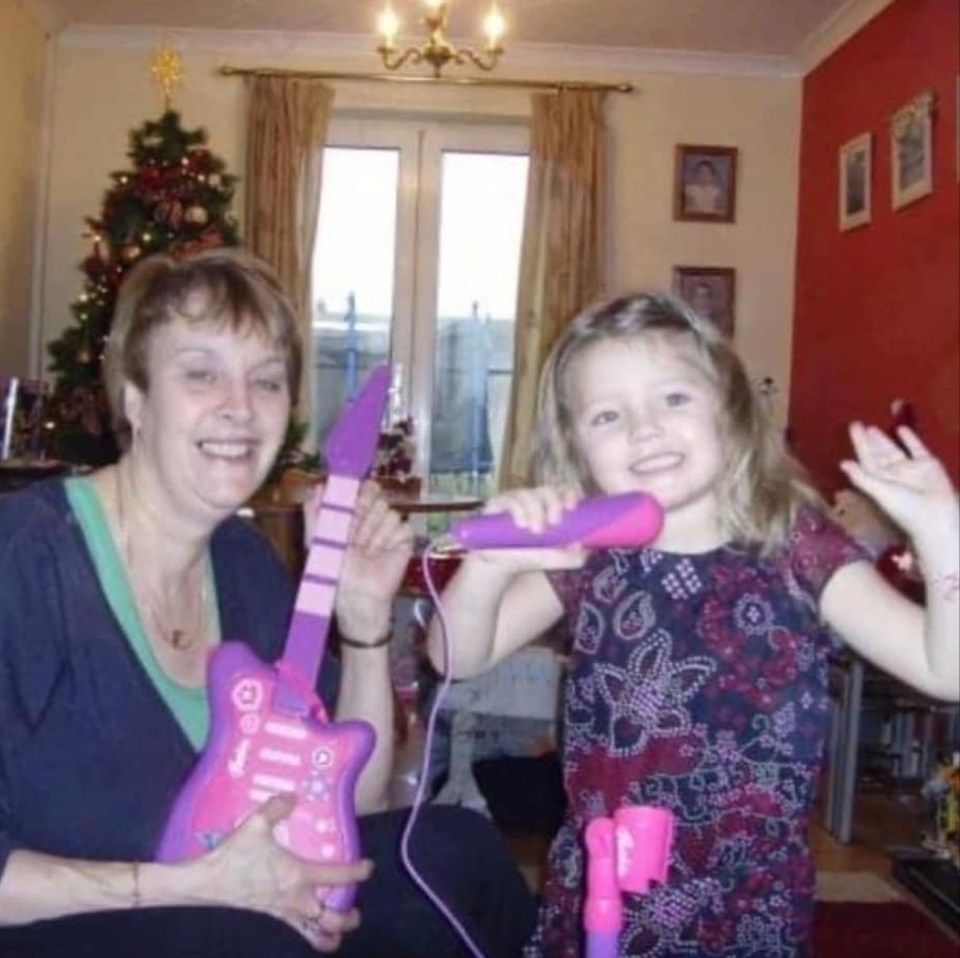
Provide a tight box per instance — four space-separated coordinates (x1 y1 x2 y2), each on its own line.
810 788 927 876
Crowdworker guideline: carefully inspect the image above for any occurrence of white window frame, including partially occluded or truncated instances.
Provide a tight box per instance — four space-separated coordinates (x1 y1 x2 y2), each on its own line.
321 116 528 479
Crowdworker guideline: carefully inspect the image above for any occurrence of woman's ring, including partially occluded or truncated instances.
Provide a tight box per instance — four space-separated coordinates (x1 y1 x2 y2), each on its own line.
301 900 327 934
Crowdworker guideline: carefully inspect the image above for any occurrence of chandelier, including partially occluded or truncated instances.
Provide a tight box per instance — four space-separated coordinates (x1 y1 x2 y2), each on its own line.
376 0 506 78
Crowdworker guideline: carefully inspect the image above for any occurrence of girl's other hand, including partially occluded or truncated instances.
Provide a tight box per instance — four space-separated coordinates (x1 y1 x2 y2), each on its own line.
840 423 958 546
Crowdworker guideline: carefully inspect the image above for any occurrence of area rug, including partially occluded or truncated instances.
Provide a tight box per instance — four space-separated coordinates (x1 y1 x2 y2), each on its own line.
814 898 957 957
815 870 903 903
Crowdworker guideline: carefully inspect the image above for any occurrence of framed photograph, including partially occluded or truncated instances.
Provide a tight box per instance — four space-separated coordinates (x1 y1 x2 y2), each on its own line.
839 133 872 230
673 267 736 337
891 91 934 210
673 145 738 222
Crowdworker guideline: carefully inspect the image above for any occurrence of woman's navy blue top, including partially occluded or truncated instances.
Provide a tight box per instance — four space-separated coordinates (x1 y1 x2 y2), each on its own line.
0 479 338 878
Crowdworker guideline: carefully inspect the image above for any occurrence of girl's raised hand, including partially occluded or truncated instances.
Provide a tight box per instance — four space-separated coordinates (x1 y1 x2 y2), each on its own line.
840 423 958 543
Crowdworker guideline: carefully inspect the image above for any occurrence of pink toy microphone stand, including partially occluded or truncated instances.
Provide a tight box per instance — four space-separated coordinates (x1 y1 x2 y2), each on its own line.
584 805 675 958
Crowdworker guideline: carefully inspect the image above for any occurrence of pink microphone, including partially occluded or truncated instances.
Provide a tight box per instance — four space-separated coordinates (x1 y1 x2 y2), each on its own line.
584 805 675 958
447 492 664 550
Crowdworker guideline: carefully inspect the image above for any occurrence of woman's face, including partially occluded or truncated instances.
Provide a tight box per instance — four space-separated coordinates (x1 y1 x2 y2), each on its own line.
124 314 291 523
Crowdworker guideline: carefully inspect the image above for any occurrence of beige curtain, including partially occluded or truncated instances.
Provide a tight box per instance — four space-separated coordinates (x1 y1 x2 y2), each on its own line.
499 89 608 490
244 77 333 432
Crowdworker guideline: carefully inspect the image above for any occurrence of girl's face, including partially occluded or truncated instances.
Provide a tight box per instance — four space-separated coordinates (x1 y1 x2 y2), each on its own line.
568 335 725 547
124 315 291 524
695 162 718 186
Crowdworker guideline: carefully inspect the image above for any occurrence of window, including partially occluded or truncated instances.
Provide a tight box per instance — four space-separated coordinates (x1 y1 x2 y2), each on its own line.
312 120 528 496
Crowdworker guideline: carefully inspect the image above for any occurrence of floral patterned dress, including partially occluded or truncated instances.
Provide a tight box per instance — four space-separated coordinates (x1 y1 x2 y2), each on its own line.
524 508 867 958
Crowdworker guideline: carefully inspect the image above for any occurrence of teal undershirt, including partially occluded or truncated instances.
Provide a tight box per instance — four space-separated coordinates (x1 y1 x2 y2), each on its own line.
65 476 220 750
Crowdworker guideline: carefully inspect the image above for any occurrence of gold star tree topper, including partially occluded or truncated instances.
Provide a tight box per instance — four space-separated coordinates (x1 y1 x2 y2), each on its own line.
150 39 185 110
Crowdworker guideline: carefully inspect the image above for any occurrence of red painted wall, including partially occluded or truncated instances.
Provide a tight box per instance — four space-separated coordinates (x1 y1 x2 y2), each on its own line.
791 0 959 492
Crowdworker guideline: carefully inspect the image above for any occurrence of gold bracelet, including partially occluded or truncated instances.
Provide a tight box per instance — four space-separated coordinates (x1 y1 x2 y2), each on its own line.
339 632 392 650
131 860 142 908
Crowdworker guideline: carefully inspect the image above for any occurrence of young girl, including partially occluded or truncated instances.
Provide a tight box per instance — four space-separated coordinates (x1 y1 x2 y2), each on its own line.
427 292 959 957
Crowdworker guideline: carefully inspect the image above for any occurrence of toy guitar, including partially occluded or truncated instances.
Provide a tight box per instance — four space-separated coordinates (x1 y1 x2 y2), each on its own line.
156 365 391 913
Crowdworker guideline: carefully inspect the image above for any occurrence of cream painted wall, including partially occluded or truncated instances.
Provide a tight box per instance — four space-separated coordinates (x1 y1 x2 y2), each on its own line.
0 0 47 377
40 33 801 424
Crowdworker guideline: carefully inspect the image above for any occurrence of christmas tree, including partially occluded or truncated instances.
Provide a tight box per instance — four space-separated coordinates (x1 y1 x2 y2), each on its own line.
45 110 240 465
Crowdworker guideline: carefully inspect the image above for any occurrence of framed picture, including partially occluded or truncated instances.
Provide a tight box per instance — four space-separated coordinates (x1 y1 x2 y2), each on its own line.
839 133 872 230
673 267 736 337
673 145 738 222
891 91 934 210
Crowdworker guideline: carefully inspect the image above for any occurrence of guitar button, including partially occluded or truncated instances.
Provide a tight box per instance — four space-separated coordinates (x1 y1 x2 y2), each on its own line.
232 679 264 712
311 747 333 769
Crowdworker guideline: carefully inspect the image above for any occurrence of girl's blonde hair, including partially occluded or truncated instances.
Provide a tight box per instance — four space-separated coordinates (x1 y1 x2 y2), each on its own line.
104 248 302 449
532 291 821 551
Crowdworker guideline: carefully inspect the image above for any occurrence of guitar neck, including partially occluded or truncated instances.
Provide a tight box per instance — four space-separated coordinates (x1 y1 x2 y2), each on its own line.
275 474 361 715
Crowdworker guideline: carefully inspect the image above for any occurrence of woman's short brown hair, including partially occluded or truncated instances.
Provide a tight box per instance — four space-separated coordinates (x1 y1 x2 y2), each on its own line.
104 248 302 448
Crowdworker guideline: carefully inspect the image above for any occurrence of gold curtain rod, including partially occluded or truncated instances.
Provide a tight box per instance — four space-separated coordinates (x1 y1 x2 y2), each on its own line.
218 65 634 94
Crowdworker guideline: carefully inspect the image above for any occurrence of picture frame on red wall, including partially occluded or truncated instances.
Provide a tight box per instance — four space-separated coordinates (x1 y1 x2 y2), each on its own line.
839 132 872 231
891 91 934 210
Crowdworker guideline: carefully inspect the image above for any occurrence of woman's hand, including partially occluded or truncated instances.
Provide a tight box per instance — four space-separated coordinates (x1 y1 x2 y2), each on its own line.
470 485 587 574
304 481 413 644
840 423 958 548
199 794 371 951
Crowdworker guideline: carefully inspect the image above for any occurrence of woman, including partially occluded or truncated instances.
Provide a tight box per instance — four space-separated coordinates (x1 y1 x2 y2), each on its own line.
0 249 535 957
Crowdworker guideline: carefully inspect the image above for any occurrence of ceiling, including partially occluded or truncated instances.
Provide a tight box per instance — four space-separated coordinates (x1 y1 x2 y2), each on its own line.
27 0 856 59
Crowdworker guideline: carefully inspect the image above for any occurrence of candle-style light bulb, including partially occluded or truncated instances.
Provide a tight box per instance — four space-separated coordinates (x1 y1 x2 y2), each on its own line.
483 4 505 49
377 5 400 48
424 0 445 12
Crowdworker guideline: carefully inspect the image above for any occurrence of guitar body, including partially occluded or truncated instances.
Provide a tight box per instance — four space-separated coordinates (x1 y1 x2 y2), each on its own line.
156 642 375 912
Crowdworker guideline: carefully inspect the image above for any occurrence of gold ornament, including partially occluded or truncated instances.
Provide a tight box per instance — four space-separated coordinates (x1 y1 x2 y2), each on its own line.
121 244 142 263
184 205 209 226
150 39 185 111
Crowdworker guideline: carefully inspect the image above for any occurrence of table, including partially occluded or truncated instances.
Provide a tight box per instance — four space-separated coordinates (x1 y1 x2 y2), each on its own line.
242 490 481 579
825 653 864 843
824 653 960 845
385 491 482 518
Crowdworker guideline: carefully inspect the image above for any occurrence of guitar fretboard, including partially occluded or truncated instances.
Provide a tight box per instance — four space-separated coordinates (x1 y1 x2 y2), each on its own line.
276 474 361 716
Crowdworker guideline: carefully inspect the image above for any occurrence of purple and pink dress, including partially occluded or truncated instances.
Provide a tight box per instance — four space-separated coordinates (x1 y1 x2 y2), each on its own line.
525 508 867 957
